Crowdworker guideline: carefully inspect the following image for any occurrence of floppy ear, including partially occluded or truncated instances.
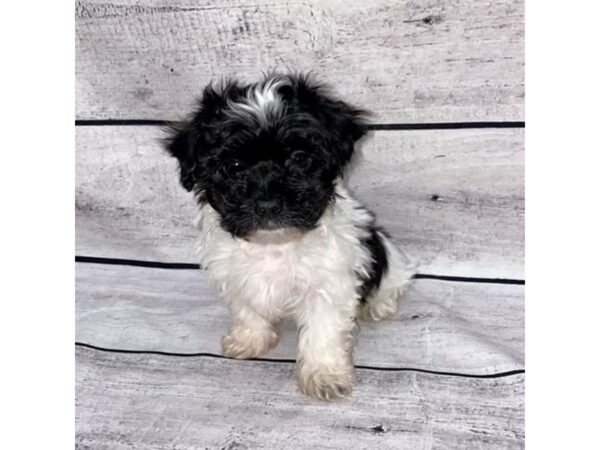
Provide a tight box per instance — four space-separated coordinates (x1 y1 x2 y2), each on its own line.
164 122 201 192
292 74 369 167
318 95 369 166
164 81 248 192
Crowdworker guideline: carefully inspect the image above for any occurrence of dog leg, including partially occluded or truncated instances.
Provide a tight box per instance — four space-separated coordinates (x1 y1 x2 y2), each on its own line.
295 297 358 400
222 306 280 359
359 235 415 322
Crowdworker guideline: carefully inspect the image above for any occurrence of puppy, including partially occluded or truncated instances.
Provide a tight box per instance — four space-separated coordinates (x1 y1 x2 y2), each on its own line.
164 73 414 400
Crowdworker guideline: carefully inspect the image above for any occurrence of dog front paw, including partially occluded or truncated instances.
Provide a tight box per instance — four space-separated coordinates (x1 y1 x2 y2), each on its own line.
297 363 355 400
222 326 279 359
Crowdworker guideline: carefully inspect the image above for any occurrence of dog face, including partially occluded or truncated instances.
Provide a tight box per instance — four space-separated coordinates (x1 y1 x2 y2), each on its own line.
165 73 367 237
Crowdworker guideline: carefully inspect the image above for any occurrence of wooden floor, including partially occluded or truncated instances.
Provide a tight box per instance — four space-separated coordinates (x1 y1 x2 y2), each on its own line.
75 0 524 448
75 263 524 449
77 346 523 450
75 262 524 449
76 264 524 373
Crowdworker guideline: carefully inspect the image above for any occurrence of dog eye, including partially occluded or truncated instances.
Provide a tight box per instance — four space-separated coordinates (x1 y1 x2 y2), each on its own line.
289 151 312 166
222 159 243 174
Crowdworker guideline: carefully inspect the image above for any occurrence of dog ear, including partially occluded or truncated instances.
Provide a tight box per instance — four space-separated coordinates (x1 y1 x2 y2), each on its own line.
291 74 369 167
164 82 244 192
318 95 368 167
164 121 202 192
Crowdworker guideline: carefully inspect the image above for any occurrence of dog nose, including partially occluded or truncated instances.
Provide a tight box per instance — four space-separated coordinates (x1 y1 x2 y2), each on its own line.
255 199 282 216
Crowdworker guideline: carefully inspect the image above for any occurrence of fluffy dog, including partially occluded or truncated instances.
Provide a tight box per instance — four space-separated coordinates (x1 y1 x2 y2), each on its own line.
164 73 413 400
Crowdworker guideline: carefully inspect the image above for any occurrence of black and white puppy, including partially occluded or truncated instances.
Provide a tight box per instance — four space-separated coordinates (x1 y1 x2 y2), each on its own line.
165 73 413 400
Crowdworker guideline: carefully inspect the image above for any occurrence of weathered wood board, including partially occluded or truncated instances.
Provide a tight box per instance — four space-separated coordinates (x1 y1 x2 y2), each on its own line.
75 126 524 278
75 0 524 122
76 263 524 374
75 0 525 446
76 346 525 449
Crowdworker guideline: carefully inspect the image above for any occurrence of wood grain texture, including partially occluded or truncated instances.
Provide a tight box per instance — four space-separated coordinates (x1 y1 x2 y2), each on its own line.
75 126 524 278
76 346 524 449
76 263 524 374
75 0 524 122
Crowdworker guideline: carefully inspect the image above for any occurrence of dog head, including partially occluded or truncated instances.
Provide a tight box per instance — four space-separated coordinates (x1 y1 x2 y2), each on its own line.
164 73 368 238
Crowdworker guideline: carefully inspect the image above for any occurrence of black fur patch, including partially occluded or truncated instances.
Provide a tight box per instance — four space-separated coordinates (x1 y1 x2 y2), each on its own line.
163 73 368 237
358 226 389 303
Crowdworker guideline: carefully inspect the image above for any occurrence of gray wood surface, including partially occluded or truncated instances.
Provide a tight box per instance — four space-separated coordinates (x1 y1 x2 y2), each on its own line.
76 263 524 374
75 0 524 122
75 0 525 445
76 345 524 449
76 126 524 278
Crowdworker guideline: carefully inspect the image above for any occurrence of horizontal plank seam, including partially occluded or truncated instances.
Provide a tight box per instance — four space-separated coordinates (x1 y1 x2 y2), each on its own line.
75 342 524 379
413 273 524 285
76 255 199 270
74 120 525 130
75 256 525 285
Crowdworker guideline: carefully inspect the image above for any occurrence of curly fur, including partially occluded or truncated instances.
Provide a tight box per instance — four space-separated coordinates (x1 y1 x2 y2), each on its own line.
164 72 414 400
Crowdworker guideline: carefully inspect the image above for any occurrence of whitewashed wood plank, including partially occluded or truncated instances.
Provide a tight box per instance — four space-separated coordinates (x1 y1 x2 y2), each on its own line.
76 346 524 449
76 263 524 374
75 126 524 278
75 0 524 122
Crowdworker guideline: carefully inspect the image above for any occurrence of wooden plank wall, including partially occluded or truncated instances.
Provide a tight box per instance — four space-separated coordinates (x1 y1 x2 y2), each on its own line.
75 0 524 123
76 126 524 278
77 346 525 450
76 263 524 373
75 0 525 448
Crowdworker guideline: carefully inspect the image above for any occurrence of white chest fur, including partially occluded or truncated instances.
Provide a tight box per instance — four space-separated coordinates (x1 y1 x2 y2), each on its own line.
194 185 374 321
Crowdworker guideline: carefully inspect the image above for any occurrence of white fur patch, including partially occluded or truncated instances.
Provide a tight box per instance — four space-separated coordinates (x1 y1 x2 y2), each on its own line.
225 77 286 126
194 182 414 399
